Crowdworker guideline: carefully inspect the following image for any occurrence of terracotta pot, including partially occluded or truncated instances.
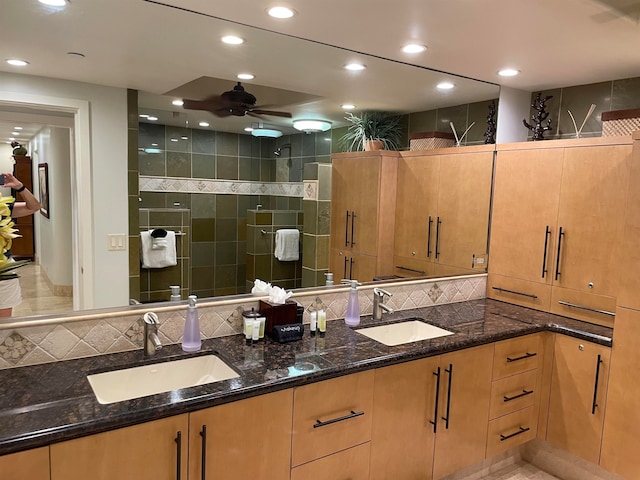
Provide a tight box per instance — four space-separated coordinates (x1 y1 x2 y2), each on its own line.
363 139 384 151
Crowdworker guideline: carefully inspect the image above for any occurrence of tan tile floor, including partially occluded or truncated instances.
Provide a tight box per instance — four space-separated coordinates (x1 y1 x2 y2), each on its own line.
12 263 73 317
477 462 560 480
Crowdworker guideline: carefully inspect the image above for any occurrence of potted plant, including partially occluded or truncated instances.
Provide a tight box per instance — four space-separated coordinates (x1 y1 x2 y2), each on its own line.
339 111 404 151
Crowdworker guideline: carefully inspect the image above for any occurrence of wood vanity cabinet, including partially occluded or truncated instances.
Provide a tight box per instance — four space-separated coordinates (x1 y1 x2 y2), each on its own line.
393 146 493 278
0 446 50 480
489 138 631 327
546 334 610 465
330 152 398 282
189 389 293 480
50 414 189 480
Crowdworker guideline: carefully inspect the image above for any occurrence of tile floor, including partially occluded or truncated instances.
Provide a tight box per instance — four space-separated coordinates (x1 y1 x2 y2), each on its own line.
12 263 73 317
476 462 560 480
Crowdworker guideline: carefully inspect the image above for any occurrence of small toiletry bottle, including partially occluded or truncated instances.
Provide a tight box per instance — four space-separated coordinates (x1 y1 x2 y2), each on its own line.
318 309 327 335
310 311 317 336
258 314 266 339
169 285 181 301
252 318 260 343
245 320 254 345
325 273 334 286
182 295 202 352
342 280 361 327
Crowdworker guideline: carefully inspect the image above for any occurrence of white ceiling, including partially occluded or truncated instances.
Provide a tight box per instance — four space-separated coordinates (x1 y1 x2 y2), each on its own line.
2 0 640 140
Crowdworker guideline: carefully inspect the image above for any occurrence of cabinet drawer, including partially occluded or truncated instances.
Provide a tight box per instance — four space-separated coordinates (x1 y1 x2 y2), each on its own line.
292 370 374 466
489 370 538 420
291 442 370 480
487 275 551 312
550 287 616 328
493 334 543 380
486 405 537 458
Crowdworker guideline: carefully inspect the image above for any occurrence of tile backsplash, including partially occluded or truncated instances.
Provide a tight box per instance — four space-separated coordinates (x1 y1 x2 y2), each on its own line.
0 275 486 370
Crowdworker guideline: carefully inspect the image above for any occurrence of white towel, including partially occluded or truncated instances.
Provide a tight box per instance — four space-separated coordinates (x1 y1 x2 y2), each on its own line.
274 229 300 261
140 230 177 268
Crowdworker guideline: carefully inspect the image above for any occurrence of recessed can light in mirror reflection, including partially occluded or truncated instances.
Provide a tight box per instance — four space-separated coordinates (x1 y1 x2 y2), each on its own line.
237 73 255 80
267 6 295 18
14 127 23 130
147 116 158 121
221 35 244 45
6 59 29 67
344 63 366 71
498 68 519 77
11 132 19 136
170 138 178 142
341 104 356 110
199 122 210 127
172 100 184 106
38 0 68 6
437 82 455 90
402 44 427 54
181 136 188 140
244 127 254 132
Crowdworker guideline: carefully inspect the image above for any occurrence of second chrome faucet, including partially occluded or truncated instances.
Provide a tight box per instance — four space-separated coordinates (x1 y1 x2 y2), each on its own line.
372 288 393 321
143 312 163 356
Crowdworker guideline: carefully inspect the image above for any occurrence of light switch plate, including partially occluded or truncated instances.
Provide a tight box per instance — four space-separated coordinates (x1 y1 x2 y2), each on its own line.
107 234 126 251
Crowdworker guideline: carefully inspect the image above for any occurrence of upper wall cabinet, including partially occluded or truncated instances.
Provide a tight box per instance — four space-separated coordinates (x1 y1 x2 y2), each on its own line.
393 145 494 278
488 137 632 326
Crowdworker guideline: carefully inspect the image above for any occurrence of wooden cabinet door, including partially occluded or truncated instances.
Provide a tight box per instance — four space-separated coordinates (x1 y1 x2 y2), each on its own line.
330 158 355 252
394 155 439 260
189 389 293 480
0 447 49 480
489 148 564 283
546 334 610 465
552 145 630 297
330 250 377 282
432 344 493 480
436 151 493 270
51 414 188 480
600 307 640 478
371 357 439 480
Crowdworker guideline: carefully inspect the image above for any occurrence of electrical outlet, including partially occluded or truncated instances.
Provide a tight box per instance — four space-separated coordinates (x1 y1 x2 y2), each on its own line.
107 234 126 251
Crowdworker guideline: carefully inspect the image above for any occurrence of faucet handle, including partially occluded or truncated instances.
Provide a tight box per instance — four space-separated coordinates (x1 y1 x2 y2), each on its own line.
143 312 159 325
373 287 392 298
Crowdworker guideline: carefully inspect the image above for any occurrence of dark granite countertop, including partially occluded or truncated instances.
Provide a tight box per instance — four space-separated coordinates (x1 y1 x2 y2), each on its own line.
0 298 613 456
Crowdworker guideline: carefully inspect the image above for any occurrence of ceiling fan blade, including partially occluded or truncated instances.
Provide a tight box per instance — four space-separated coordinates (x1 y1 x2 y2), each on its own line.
250 109 292 118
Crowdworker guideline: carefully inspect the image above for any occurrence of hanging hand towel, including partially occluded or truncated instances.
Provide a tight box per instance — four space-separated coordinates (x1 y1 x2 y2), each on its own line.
140 230 177 268
274 229 300 261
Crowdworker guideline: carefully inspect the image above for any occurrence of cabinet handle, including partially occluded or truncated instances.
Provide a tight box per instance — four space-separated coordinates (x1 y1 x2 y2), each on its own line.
427 216 433 258
395 265 426 275
541 225 551 278
500 426 530 442
441 363 453 429
503 389 534 403
350 211 356 247
506 352 537 363
199 425 207 480
554 227 564 280
557 301 615 317
343 256 348 279
435 217 442 259
429 367 441 433
174 431 182 480
491 286 538 299
313 410 365 428
592 354 603 415
345 211 350 247
349 257 354 279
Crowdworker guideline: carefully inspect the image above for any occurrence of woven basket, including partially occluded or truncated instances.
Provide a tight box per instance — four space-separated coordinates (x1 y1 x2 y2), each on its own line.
601 108 640 136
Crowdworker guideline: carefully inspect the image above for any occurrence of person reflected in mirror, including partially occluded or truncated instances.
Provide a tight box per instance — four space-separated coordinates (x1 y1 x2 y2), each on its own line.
0 173 41 317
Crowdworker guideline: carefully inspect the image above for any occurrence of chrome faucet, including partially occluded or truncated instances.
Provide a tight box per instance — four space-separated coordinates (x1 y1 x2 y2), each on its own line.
373 288 393 321
143 312 163 356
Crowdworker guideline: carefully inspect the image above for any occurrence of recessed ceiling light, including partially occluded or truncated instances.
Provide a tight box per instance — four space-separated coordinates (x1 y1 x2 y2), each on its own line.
9 138 16 141
181 136 189 140
402 44 427 54
244 127 254 132
147 116 158 121
498 68 520 77
199 121 210 127
221 35 244 45
437 82 455 90
344 63 366 71
237 73 255 80
139 114 149 118
170 138 179 142
6 59 29 67
341 104 356 110
14 127 23 130
172 99 184 106
38 0 68 6
11 132 19 136
151 143 158 146
267 6 296 18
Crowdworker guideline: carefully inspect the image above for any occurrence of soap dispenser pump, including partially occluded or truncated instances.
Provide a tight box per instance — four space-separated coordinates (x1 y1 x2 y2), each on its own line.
342 279 361 327
182 295 202 352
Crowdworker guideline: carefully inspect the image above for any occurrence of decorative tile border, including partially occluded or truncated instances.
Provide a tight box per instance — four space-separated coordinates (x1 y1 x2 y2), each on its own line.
139 176 304 197
0 275 486 369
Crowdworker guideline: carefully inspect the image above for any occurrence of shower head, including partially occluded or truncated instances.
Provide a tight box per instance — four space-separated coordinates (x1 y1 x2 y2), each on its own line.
274 143 292 157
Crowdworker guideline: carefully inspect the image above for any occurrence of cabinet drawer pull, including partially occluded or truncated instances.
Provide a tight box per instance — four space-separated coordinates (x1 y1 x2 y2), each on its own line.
427 216 433 258
499 426 530 442
435 217 442 259
503 389 534 403
429 367 441 433
592 354 603 415
541 225 551 278
558 301 615 317
350 211 356 247
345 211 350 247
174 431 182 480
199 425 207 480
395 265 426 275
313 410 365 428
554 227 564 280
491 287 538 299
442 363 453 429
506 352 537 363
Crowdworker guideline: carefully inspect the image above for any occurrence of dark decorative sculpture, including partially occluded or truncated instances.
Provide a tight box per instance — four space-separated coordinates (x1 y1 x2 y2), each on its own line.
523 93 553 141
484 100 497 144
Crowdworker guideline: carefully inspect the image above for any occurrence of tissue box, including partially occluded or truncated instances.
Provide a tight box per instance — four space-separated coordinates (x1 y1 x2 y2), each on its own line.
259 300 299 338
409 131 455 150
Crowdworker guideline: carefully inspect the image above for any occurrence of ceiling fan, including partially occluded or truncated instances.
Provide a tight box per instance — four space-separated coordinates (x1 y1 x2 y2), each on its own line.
182 82 292 119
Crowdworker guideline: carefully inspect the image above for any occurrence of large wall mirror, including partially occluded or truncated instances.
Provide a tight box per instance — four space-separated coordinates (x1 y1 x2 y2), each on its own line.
1 0 499 319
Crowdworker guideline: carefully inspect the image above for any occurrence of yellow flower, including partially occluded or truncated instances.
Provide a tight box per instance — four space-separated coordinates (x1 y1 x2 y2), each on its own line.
0 196 21 266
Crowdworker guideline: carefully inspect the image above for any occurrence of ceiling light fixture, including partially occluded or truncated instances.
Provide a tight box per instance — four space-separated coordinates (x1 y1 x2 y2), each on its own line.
14 127 23 130
402 44 427 54
237 73 255 80
498 68 520 77
244 127 254 132
293 120 332 132
11 132 19 136
344 63 366 71
199 121 210 127
6 59 29 67
221 35 244 45
267 6 296 18
251 128 282 138
437 82 455 90
341 104 356 110
38 0 68 6
172 99 184 106
147 116 158 121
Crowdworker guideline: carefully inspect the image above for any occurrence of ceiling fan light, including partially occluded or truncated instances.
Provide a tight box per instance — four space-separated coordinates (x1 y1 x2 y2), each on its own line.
293 120 332 132
252 128 282 138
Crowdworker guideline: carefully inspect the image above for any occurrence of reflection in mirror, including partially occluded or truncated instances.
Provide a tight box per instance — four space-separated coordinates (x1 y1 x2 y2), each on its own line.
3 1 499 320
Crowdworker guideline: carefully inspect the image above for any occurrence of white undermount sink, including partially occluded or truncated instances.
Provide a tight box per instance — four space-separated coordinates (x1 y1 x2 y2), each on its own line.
356 320 454 346
87 354 240 404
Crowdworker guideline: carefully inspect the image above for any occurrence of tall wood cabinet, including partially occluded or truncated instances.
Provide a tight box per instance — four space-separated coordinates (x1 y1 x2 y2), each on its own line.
330 151 398 282
10 155 35 259
489 138 631 327
393 146 493 278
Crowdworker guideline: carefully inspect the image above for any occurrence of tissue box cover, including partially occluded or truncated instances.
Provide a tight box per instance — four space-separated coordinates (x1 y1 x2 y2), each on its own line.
259 300 299 338
601 108 640 137
409 131 455 150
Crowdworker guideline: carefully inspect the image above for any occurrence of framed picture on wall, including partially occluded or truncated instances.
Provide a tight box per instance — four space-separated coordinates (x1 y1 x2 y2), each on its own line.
38 163 50 219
